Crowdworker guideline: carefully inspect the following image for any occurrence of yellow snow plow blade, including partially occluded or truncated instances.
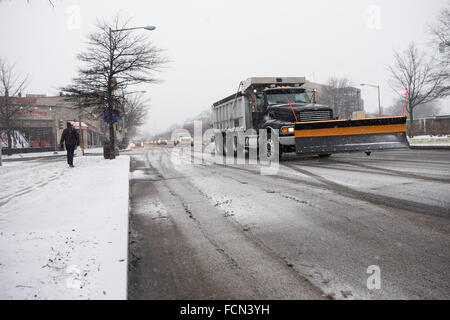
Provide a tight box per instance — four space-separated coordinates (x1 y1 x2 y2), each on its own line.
294 115 409 154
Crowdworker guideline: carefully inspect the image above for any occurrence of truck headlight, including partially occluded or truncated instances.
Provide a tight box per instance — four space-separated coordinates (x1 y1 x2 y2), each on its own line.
281 126 294 135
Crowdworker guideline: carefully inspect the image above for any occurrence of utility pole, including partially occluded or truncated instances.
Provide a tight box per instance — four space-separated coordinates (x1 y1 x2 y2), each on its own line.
78 116 84 155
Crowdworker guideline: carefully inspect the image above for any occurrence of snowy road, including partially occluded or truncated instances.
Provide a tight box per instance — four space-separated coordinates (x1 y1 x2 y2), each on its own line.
128 146 450 300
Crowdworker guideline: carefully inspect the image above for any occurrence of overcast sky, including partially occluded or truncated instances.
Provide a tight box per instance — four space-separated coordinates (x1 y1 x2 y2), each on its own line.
0 0 448 135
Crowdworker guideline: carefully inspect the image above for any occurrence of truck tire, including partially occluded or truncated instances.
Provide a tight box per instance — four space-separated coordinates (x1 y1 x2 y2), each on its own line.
223 133 230 157
266 129 282 161
318 153 332 158
215 133 225 157
221 133 237 158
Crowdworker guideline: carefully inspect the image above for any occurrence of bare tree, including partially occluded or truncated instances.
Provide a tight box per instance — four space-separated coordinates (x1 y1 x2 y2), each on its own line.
63 14 167 159
0 58 28 155
121 93 150 144
385 98 442 118
319 77 362 118
429 2 450 64
25 0 54 7
388 42 449 123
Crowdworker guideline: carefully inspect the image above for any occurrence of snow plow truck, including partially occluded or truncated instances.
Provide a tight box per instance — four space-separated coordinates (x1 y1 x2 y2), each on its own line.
211 77 409 158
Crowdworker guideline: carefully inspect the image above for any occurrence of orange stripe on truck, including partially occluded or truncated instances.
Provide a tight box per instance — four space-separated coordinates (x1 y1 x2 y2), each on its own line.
294 124 406 138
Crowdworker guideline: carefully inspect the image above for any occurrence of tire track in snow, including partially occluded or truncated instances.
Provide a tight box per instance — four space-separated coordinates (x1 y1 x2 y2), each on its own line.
284 163 450 219
0 167 66 208
140 148 328 299
326 159 450 184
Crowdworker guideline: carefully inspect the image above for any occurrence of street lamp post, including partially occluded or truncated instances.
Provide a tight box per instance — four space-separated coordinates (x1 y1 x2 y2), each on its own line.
361 83 382 116
106 25 156 159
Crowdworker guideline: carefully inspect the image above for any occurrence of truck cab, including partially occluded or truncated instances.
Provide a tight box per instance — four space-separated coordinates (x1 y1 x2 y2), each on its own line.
253 87 334 153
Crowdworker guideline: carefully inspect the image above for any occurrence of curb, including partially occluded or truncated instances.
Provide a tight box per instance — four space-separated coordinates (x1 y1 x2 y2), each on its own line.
409 145 450 150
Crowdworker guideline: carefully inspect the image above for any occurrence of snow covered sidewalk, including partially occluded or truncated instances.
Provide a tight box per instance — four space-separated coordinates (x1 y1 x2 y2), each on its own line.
0 156 130 299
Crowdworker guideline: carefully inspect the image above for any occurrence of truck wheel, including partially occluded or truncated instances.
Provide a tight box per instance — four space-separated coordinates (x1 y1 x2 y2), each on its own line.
266 130 281 160
318 153 332 158
223 134 231 158
215 133 226 157
215 143 220 155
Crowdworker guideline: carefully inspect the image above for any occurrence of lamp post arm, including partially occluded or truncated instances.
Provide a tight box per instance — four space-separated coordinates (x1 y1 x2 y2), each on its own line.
111 27 141 32
110 26 155 33
361 83 378 89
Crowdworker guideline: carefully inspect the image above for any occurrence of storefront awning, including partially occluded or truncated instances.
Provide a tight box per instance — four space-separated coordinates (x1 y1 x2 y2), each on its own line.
69 121 88 130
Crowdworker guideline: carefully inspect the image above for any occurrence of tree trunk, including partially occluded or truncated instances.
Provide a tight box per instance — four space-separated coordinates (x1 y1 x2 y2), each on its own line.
409 103 414 123
124 131 128 146
6 130 12 155
108 118 115 160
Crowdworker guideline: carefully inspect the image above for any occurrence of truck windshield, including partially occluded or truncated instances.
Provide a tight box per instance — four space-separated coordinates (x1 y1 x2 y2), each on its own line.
266 90 310 105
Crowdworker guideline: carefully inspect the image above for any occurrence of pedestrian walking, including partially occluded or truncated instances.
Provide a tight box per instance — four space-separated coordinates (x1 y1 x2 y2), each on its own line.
60 122 80 168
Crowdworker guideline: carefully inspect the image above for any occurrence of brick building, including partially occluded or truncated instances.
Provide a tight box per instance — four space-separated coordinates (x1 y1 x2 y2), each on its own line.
0 94 107 152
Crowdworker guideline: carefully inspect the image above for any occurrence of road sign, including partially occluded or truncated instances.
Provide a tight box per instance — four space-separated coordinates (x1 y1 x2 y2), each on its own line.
104 110 119 123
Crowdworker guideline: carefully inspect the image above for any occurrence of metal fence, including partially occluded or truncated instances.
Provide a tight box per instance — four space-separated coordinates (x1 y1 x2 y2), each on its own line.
407 115 450 137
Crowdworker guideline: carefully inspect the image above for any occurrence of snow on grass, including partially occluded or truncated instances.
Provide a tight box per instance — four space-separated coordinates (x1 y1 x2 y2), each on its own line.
0 155 130 300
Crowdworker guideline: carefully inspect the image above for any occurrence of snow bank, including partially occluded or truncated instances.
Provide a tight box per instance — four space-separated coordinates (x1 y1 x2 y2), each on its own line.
408 135 450 147
1 147 104 160
0 156 130 300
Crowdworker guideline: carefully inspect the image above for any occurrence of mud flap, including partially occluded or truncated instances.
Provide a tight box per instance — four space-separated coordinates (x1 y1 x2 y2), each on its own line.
294 116 409 154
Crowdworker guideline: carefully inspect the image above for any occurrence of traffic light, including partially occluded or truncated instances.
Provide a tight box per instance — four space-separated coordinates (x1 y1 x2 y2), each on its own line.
58 119 64 129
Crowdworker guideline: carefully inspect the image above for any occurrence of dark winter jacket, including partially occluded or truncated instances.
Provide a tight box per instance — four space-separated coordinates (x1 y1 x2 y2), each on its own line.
60 127 80 147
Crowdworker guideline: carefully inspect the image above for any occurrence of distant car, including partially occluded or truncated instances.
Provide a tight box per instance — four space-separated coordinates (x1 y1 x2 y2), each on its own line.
178 136 194 147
